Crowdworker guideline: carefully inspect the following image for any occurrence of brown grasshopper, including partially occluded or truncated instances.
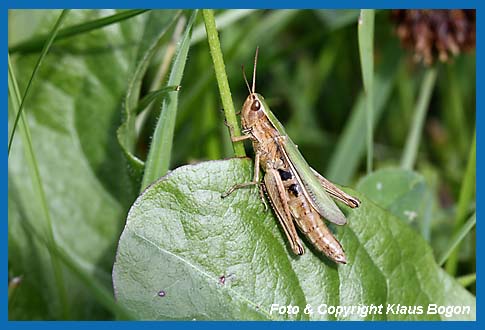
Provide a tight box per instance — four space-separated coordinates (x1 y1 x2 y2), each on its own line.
223 48 360 264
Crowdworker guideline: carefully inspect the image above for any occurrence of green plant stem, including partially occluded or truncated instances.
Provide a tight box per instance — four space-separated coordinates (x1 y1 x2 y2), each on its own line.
400 67 437 170
9 9 149 54
8 54 70 319
439 212 476 266
445 131 476 274
191 9 257 45
358 9 375 174
8 9 69 156
202 9 246 157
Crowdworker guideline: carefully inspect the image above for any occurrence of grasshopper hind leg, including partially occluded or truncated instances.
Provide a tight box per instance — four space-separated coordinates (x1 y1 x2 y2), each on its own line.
264 169 305 256
258 183 269 211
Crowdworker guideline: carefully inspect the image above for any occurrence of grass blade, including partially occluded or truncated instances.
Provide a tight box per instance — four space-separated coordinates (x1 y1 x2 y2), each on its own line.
117 10 181 184
135 16 186 138
445 65 469 156
202 9 246 157
439 213 476 267
457 273 476 288
141 10 198 191
8 54 70 319
445 131 476 274
134 85 181 115
9 9 149 54
400 67 438 170
358 9 375 174
8 10 69 156
326 45 401 184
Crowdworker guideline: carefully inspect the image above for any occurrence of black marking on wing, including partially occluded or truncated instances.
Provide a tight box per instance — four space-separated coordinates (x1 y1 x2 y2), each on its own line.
278 169 292 181
288 184 299 197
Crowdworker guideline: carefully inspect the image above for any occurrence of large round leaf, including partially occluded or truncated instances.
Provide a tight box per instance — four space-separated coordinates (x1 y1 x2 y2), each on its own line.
113 158 475 320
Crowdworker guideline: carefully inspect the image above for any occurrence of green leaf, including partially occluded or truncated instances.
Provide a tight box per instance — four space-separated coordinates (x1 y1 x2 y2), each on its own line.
141 10 198 190
8 10 70 156
7 9 158 319
8 53 70 319
117 10 181 185
356 168 434 240
9 9 150 54
113 158 475 320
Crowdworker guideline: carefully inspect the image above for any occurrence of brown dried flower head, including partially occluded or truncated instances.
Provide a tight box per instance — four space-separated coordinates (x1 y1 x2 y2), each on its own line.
391 10 476 65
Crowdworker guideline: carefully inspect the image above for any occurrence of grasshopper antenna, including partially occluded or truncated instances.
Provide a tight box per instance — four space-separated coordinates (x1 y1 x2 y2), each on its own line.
252 46 259 93
241 64 252 95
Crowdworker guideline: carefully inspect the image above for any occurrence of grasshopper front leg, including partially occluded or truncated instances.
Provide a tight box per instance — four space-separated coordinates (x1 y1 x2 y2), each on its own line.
221 151 269 211
222 151 261 198
221 124 268 209
221 121 255 197
223 119 252 143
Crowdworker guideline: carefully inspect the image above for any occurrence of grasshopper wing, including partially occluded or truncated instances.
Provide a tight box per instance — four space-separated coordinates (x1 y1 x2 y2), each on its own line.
310 168 361 208
263 169 304 255
278 136 348 225
260 100 350 225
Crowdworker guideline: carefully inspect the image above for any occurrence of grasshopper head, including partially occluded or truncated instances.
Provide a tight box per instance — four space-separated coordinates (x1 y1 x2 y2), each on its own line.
241 92 266 129
240 47 267 130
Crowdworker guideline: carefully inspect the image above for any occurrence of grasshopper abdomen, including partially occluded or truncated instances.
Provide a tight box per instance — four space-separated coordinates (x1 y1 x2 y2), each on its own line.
278 164 347 264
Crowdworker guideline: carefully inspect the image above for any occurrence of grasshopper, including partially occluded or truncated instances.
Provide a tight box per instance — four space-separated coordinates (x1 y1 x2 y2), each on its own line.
223 48 360 264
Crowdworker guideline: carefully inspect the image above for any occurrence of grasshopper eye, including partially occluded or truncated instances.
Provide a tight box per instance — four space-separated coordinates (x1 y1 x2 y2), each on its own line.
251 100 261 111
